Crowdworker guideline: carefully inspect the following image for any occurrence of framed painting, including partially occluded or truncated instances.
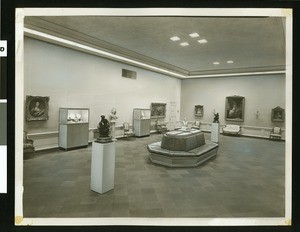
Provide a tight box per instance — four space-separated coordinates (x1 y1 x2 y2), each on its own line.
25 95 49 121
194 105 203 117
150 103 166 118
271 106 284 122
225 96 245 122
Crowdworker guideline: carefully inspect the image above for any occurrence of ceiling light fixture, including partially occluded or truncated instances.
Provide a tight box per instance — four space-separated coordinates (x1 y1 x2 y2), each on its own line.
180 42 189 47
189 70 286 78
170 36 180 41
189 33 199 38
227 60 234 64
213 62 220 65
198 39 208 44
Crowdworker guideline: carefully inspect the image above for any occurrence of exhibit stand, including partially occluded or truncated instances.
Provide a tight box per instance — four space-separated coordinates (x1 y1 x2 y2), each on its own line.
58 107 89 150
133 108 151 137
90 141 115 194
110 121 116 140
211 123 220 143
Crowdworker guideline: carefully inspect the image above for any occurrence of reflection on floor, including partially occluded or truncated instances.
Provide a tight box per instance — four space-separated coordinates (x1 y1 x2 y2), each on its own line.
23 133 285 218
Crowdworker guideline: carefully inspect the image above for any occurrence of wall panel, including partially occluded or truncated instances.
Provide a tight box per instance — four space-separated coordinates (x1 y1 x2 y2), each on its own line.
180 75 286 138
24 37 181 149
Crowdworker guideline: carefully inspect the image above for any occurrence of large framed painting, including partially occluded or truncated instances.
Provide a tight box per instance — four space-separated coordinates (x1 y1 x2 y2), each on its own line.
25 95 49 121
150 103 166 118
225 96 245 122
271 106 284 122
194 105 203 117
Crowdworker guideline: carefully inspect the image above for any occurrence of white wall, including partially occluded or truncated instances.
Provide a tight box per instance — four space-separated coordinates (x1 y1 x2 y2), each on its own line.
180 75 286 137
24 37 286 150
24 37 181 149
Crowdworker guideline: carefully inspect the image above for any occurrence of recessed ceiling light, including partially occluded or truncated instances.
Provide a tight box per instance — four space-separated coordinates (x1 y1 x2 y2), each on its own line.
189 33 199 38
198 39 208 44
227 60 234 64
213 62 220 65
180 42 189 47
170 36 180 41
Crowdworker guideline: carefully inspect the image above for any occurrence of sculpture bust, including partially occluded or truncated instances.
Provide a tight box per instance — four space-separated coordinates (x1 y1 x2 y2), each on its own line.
213 113 219 123
96 115 112 143
109 108 118 122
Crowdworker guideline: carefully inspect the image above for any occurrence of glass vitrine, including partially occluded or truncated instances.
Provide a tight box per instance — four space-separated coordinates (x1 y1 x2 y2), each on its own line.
59 108 90 150
133 108 151 137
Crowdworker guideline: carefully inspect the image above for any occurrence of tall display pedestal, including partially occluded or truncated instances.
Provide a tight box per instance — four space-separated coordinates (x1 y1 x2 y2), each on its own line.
110 121 116 140
211 123 220 143
90 141 115 194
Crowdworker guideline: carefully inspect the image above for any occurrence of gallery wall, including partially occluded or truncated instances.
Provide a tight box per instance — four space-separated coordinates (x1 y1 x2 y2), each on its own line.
24 37 181 149
180 74 286 137
23 37 286 150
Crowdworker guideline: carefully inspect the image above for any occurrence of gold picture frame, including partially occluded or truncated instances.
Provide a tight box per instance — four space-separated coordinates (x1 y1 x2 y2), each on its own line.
150 103 166 118
194 105 203 117
225 96 245 122
25 95 49 121
271 106 284 122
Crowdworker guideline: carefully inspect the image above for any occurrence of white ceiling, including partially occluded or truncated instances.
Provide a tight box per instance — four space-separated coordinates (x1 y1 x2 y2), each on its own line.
24 16 286 77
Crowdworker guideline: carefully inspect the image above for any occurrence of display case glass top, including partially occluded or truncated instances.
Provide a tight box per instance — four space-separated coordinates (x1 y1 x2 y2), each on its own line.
133 108 151 120
59 108 89 124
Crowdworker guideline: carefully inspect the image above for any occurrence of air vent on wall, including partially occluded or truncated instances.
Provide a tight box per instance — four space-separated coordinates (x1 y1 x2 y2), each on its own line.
122 69 137 79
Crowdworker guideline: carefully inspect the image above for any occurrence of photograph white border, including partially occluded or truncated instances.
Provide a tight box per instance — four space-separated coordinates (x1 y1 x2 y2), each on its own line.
15 7 292 226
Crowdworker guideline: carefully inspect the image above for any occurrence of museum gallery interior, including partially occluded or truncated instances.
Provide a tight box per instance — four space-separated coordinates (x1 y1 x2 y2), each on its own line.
17 11 291 221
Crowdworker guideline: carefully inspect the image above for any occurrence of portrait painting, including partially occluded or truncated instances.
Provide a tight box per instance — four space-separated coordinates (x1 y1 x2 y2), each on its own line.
25 95 49 121
225 96 245 121
271 106 284 122
194 105 203 117
150 103 166 118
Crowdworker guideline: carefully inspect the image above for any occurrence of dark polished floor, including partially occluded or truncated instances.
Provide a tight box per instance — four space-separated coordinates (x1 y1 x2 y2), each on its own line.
23 133 285 218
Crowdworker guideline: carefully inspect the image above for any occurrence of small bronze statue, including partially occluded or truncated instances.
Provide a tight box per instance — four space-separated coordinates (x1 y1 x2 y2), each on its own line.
213 113 219 123
96 115 112 143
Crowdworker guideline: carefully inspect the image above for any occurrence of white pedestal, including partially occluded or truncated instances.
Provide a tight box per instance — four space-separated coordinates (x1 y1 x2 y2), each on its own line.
90 141 115 194
110 121 116 139
211 123 220 143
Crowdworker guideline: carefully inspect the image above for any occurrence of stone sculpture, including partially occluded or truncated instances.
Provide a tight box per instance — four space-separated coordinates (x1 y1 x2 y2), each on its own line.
181 117 189 130
109 108 118 122
109 108 118 139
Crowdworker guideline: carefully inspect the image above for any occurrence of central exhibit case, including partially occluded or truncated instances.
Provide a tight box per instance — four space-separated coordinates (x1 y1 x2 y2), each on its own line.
58 107 90 150
133 108 151 137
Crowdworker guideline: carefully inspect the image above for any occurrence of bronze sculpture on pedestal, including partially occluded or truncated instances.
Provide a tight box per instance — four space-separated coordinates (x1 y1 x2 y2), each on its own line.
96 115 112 143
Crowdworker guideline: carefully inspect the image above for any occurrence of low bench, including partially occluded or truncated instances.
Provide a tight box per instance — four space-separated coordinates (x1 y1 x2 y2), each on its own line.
147 140 218 168
222 124 241 136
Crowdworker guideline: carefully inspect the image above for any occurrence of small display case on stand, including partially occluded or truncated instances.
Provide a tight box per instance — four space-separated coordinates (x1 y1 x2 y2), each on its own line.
133 108 151 137
58 108 90 150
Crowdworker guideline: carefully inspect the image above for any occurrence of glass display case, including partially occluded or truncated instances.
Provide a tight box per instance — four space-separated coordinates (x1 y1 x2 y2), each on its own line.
59 108 90 150
133 108 150 137
59 108 89 124
133 108 151 120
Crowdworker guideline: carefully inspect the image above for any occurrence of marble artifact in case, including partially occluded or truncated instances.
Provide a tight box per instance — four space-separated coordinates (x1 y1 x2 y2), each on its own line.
59 108 89 150
133 108 151 137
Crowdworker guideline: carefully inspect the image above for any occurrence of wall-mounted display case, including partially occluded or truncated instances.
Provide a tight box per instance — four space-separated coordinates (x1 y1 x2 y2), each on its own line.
133 108 150 137
59 108 90 150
